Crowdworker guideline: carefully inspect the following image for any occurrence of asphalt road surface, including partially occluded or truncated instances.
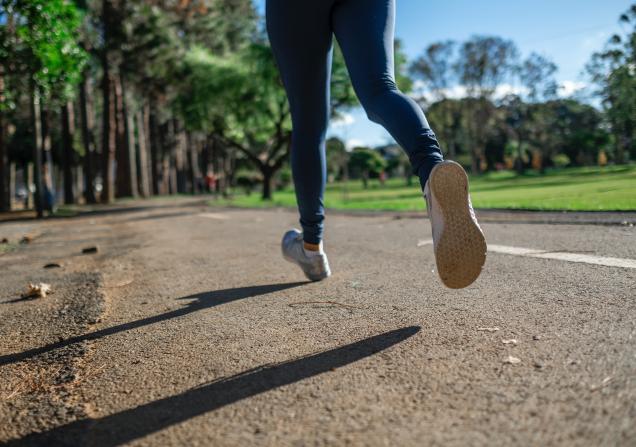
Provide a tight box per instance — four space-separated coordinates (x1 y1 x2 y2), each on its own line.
1 200 635 446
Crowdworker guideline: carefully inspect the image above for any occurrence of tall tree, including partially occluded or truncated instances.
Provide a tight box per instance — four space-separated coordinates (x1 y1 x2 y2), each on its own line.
455 35 519 173
0 0 87 214
410 40 457 101
587 4 636 163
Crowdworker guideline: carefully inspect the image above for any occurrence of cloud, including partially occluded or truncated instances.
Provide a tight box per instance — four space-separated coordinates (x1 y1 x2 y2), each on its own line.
331 112 355 128
345 138 365 150
558 80 587 97
413 82 527 102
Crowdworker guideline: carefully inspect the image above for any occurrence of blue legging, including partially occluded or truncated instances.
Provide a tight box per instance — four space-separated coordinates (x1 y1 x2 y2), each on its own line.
266 0 444 244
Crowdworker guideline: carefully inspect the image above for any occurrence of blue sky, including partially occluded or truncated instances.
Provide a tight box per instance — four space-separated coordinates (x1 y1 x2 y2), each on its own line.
254 0 632 147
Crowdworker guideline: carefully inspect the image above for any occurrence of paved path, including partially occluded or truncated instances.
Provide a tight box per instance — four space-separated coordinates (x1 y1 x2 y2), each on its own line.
1 200 635 446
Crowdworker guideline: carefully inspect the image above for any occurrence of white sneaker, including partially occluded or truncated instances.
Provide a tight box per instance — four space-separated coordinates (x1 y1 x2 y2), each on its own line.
424 161 487 289
281 229 331 281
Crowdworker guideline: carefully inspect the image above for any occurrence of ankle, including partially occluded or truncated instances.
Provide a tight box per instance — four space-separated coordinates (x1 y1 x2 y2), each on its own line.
303 241 324 257
303 241 320 251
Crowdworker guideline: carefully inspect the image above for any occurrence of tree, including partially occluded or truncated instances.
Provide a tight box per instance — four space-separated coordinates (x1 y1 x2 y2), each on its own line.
501 53 559 173
455 35 519 174
518 52 558 102
587 4 636 163
0 0 87 215
348 147 387 188
410 40 457 101
326 137 348 182
410 41 460 159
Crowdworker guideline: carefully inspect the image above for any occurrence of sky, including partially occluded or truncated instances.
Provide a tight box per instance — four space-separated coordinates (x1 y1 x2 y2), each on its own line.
254 0 633 148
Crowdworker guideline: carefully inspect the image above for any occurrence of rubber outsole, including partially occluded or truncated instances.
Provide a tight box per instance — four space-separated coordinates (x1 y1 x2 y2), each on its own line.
429 161 487 289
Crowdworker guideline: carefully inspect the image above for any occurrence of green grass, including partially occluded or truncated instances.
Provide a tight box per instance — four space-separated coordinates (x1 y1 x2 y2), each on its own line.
210 165 636 212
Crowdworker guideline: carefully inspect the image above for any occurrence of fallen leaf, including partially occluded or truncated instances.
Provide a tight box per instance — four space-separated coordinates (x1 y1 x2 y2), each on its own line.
21 283 51 299
503 355 521 365
477 327 500 332
82 246 98 254
502 339 518 345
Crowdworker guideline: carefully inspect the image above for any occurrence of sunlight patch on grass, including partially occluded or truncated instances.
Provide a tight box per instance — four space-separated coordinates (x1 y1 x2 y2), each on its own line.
210 165 636 212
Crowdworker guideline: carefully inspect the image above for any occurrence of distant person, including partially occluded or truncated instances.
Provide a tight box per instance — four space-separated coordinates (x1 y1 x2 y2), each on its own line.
269 0 486 288
205 171 216 193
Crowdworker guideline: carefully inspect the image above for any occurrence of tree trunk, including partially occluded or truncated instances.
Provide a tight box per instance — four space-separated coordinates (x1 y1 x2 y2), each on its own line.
0 69 9 212
79 73 97 203
30 86 44 217
122 75 138 197
149 101 161 195
61 101 75 204
41 106 55 212
114 74 130 197
261 167 274 200
186 132 200 194
9 162 15 210
136 107 151 197
515 136 525 174
101 54 116 203
173 119 187 194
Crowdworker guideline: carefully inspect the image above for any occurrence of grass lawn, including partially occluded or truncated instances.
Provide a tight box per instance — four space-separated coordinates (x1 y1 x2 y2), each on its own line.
210 165 636 212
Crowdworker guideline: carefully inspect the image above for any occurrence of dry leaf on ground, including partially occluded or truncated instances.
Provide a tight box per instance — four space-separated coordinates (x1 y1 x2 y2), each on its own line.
21 283 52 299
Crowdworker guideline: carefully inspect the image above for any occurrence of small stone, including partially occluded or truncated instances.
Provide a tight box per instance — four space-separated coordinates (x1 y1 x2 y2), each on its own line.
533 362 544 370
20 235 32 244
82 246 98 254
532 335 541 341
502 339 518 345
503 355 521 365
1 237 8 244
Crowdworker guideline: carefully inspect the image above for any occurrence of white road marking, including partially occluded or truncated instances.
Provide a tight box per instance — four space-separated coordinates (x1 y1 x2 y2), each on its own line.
417 240 636 269
197 213 230 220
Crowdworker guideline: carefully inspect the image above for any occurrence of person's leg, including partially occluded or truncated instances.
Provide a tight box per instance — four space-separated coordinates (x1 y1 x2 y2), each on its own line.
331 0 444 189
332 0 486 288
266 0 333 245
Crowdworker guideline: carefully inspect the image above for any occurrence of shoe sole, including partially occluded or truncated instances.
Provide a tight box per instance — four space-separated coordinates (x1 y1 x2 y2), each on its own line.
429 161 487 289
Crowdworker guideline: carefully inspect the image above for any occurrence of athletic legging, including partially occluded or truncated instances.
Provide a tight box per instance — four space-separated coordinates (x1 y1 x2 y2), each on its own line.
266 0 444 244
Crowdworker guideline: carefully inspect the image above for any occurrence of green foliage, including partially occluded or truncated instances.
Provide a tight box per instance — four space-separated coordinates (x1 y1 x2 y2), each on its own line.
326 137 348 180
456 35 519 98
348 147 387 185
587 3 636 162
1 0 88 102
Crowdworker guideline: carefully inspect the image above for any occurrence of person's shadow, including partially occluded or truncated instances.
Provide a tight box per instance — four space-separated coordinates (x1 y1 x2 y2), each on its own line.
0 282 307 367
6 326 420 446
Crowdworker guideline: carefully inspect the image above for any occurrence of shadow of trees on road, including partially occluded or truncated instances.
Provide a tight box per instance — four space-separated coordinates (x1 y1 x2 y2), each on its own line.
7 326 420 446
0 282 307 366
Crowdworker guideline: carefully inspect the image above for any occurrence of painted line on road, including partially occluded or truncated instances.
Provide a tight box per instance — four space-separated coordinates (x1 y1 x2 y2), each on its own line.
197 212 230 220
417 240 636 269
